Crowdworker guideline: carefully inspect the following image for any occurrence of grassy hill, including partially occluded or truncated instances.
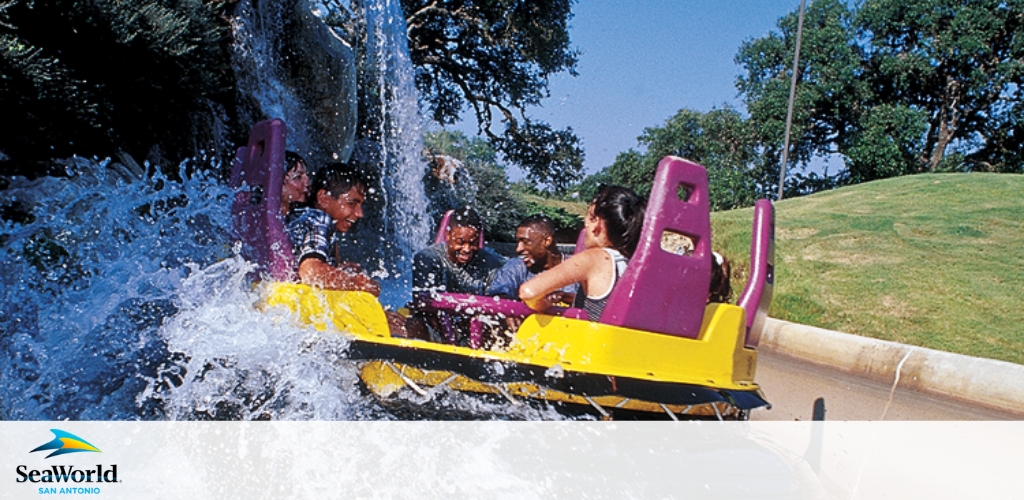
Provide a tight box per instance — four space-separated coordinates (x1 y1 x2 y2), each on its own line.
713 173 1024 365
526 173 1024 364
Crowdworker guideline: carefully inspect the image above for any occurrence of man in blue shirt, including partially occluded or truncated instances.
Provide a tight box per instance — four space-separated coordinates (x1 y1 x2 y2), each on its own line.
487 214 575 304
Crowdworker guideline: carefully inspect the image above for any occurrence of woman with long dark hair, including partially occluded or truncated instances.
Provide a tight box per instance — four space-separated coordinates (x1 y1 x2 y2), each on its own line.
519 185 646 320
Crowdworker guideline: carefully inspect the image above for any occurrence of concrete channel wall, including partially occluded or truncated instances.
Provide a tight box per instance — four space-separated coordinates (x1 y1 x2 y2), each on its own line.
759 318 1024 415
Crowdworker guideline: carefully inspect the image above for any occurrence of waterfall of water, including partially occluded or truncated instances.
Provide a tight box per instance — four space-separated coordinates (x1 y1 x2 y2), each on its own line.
231 0 431 307
0 0 554 421
356 0 432 305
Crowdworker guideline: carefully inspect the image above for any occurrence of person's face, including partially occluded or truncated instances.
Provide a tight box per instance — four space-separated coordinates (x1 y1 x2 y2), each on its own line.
445 225 480 266
318 185 365 233
515 225 552 270
282 162 311 204
583 203 606 249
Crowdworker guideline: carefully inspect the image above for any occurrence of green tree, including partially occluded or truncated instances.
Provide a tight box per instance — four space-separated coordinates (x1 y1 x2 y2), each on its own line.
402 0 584 192
0 0 231 174
737 0 1024 181
858 0 1024 172
581 107 762 211
845 104 929 181
970 105 1024 173
423 130 525 242
643 107 761 208
736 0 869 182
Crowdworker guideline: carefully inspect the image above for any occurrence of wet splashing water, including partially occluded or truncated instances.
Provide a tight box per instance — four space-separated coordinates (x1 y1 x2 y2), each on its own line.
0 0 569 420
0 160 565 420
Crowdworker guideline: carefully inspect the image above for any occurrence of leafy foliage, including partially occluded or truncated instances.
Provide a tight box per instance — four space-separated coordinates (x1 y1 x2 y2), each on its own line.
578 107 764 211
859 0 1024 172
735 0 1024 181
845 104 929 182
422 130 525 242
402 0 584 191
736 0 869 179
0 0 232 173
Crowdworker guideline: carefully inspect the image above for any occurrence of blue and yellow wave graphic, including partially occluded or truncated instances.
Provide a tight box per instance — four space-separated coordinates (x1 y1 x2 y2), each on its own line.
31 429 102 458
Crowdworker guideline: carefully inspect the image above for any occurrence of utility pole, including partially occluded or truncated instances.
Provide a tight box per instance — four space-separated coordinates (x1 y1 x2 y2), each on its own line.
778 0 807 201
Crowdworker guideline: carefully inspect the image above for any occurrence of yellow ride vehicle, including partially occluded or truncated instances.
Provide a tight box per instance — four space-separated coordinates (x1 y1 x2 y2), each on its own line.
231 119 774 420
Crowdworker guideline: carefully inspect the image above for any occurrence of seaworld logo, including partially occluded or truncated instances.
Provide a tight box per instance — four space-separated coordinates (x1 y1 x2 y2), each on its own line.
15 429 120 492
30 429 101 459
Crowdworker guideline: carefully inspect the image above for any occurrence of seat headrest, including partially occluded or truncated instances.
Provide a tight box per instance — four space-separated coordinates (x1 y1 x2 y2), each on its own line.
229 119 295 282
599 156 712 338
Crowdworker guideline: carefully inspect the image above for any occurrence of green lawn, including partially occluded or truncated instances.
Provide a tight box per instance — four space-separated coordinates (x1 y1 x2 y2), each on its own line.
528 173 1024 364
713 173 1024 365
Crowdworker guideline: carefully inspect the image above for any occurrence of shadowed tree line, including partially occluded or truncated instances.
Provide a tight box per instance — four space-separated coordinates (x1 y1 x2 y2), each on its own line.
0 0 583 187
0 0 235 177
580 0 1024 210
4 0 1020 206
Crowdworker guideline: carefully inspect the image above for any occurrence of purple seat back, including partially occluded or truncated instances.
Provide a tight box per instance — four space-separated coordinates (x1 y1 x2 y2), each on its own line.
599 156 712 338
433 209 485 247
229 119 295 282
737 199 775 348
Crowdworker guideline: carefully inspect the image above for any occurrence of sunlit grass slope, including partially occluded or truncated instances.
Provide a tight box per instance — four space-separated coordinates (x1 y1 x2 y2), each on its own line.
713 173 1024 365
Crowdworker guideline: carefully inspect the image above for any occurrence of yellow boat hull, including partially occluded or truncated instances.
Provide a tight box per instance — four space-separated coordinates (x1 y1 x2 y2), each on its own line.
261 282 768 419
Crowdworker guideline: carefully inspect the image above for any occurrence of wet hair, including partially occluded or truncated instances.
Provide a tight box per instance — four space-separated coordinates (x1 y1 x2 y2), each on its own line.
312 161 369 199
708 252 732 303
448 207 484 233
591 185 646 258
519 214 556 238
285 150 306 174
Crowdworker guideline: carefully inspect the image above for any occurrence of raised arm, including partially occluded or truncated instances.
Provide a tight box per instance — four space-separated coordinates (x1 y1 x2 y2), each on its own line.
298 258 381 296
519 248 608 311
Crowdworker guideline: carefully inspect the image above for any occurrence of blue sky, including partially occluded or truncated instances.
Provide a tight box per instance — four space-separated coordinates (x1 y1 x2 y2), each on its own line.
458 1 808 178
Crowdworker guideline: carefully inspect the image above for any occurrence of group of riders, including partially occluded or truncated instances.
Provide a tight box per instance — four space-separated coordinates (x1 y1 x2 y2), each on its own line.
277 153 730 344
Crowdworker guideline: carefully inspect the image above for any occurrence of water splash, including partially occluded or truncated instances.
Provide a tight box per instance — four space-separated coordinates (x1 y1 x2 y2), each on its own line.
0 0 556 420
0 159 232 420
148 256 378 420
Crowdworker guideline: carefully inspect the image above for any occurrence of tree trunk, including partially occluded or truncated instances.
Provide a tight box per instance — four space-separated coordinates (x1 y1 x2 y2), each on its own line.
927 77 962 172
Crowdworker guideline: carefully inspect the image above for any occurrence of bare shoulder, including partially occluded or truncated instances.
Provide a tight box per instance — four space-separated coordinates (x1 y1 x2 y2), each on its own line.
572 247 612 266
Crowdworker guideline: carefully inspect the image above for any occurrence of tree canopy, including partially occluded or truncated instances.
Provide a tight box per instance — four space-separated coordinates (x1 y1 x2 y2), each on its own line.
422 129 525 241
577 0 1023 211
737 0 1024 182
578 107 763 211
403 0 584 191
0 0 232 175
859 0 1024 173
2 0 584 188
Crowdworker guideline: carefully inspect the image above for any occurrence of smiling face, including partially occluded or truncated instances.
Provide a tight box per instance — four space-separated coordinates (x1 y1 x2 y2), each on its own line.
282 161 311 205
445 225 480 266
515 225 553 271
317 185 365 233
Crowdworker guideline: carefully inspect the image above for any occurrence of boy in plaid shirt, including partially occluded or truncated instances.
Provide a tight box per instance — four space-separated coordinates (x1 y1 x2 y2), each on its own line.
286 162 380 295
